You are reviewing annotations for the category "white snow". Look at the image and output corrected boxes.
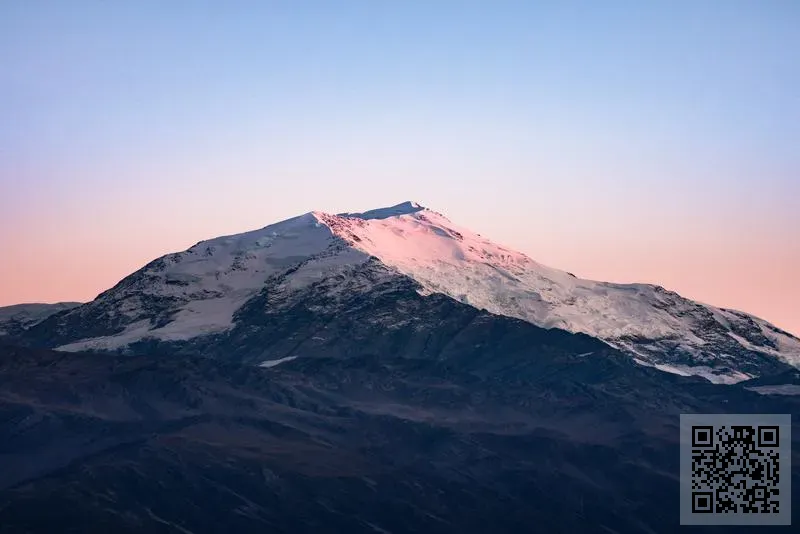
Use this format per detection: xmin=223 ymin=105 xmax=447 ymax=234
xmin=320 ymin=205 xmax=800 ymax=372
xmin=652 ymin=363 xmax=752 ymax=385
xmin=325 ymin=208 xmax=676 ymax=338
xmin=259 ymin=356 xmax=298 ymax=368
xmin=631 ymin=358 xmax=753 ymax=384
xmin=58 ymin=320 xmax=154 ymax=352
xmin=724 ymin=325 xmax=800 ymax=368
xmin=56 ymin=213 xmax=371 ymax=351
xmin=746 ymin=384 xmax=800 ymax=396
xmin=757 ymin=323 xmax=800 ymax=366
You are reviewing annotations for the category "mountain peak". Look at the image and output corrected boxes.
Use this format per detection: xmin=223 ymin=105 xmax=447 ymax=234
xmin=33 ymin=200 xmax=800 ymax=383
xmin=337 ymin=200 xmax=425 ymax=220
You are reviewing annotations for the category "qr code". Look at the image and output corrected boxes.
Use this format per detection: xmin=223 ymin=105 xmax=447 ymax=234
xmin=680 ymin=414 xmax=791 ymax=526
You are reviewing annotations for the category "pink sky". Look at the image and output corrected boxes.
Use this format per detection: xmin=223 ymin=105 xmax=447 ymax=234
xmin=2 ymin=1 xmax=798 ymax=336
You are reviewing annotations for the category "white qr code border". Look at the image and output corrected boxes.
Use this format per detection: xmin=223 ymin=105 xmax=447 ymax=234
xmin=680 ymin=413 xmax=792 ymax=526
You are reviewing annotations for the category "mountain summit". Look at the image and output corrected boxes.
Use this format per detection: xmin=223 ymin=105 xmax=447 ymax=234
xmin=19 ymin=201 xmax=800 ymax=383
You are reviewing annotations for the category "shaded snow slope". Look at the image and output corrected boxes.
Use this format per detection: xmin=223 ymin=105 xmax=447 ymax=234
xmin=38 ymin=201 xmax=799 ymax=383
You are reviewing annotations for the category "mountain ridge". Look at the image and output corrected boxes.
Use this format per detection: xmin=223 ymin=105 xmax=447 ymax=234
xmin=11 ymin=201 xmax=800 ymax=383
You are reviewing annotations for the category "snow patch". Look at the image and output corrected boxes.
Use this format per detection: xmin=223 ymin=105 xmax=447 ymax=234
xmin=58 ymin=320 xmax=154 ymax=352
xmin=651 ymin=363 xmax=752 ymax=384
xmin=746 ymin=384 xmax=800 ymax=396
xmin=259 ymin=356 xmax=298 ymax=368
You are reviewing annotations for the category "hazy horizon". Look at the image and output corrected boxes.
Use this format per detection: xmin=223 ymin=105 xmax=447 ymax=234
xmin=2 ymin=1 xmax=798 ymax=335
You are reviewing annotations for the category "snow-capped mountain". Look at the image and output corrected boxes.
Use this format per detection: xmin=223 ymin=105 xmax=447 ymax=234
xmin=22 ymin=201 xmax=800 ymax=383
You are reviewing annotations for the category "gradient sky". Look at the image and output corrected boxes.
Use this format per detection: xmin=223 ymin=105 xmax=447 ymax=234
xmin=1 ymin=1 xmax=798 ymax=334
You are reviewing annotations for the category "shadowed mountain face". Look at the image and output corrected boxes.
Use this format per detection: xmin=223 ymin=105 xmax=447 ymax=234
xmin=1 ymin=285 xmax=798 ymax=533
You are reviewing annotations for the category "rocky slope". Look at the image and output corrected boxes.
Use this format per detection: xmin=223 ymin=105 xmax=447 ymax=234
xmin=2 ymin=318 xmax=798 ymax=533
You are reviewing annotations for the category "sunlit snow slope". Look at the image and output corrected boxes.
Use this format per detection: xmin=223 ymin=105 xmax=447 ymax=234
xmin=41 ymin=201 xmax=799 ymax=383
xmin=322 ymin=203 xmax=800 ymax=382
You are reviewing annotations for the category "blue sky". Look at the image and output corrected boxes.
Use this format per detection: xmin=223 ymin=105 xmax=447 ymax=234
xmin=1 ymin=1 xmax=799 ymax=332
